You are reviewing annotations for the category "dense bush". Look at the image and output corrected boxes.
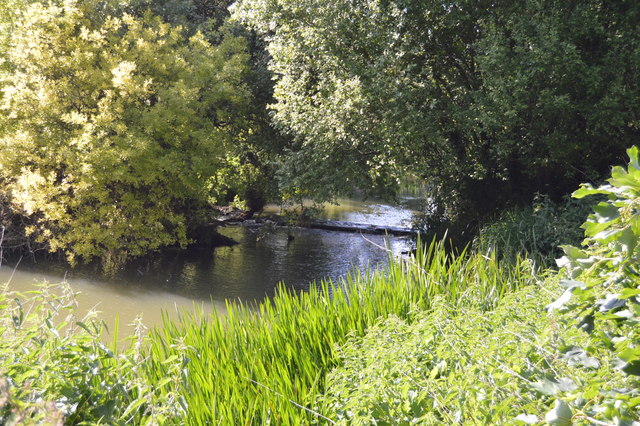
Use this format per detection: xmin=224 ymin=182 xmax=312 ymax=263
xmin=0 ymin=0 xmax=251 ymax=268
xmin=474 ymin=194 xmax=593 ymax=267
xmin=321 ymin=147 xmax=640 ymax=424
xmin=549 ymin=146 xmax=640 ymax=422
xmin=0 ymin=283 xmax=185 ymax=423
xmin=320 ymin=276 xmax=638 ymax=424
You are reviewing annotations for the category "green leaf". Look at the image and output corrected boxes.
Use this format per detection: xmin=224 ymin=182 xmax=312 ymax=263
xmin=76 ymin=321 xmax=95 ymax=336
xmin=531 ymin=379 xmax=559 ymax=396
xmin=619 ymin=347 xmax=640 ymax=363
xmin=560 ymin=245 xmax=588 ymax=259
xmin=611 ymin=166 xmax=640 ymax=189
xmin=628 ymin=146 xmax=640 ymax=171
xmin=563 ymin=347 xmax=600 ymax=368
xmin=618 ymin=226 xmax=637 ymax=254
xmin=591 ymin=202 xmax=620 ymax=223
xmin=619 ymin=288 xmax=640 ymax=299
xmin=162 ymin=354 xmax=181 ymax=364
xmin=16 ymin=369 xmax=40 ymax=383
xmin=530 ymin=378 xmax=576 ymax=396
xmin=123 ymin=397 xmax=147 ymax=417
xmin=592 ymin=227 xmax=623 ymax=243
xmin=597 ymin=294 xmax=626 ymax=312
xmin=546 ymin=289 xmax=574 ymax=311
xmin=544 ymin=399 xmax=572 ymax=425
xmin=155 ymin=377 xmax=172 ymax=388
xmin=558 ymin=280 xmax=585 ymax=289
xmin=573 ymin=184 xmax=614 ymax=199
xmin=621 ymin=361 xmax=640 ymax=376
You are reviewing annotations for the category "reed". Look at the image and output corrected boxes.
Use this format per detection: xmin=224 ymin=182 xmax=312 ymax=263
xmin=145 ymin=238 xmax=537 ymax=424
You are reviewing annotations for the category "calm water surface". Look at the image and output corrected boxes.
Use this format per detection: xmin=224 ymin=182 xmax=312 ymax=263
xmin=1 ymin=196 xmax=418 ymax=336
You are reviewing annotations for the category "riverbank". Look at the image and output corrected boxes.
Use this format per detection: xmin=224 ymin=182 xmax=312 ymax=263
xmin=2 ymin=152 xmax=639 ymax=423
xmin=0 ymin=239 xmax=537 ymax=423
xmin=1 ymin=237 xmax=637 ymax=424
xmin=0 ymin=196 xmax=417 ymax=338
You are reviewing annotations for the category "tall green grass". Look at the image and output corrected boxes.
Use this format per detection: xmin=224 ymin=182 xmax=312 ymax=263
xmin=473 ymin=194 xmax=591 ymax=267
xmin=146 ymin=239 xmax=537 ymax=424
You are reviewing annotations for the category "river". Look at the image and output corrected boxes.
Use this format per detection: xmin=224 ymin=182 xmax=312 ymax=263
xmin=0 ymin=195 xmax=419 ymax=338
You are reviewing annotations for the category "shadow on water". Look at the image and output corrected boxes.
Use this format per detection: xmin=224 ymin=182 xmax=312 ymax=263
xmin=80 ymin=225 xmax=412 ymax=302
xmin=1 ymin=193 xmax=422 ymax=333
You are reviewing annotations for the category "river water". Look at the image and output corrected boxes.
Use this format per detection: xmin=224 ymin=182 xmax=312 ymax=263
xmin=0 ymin=195 xmax=419 ymax=337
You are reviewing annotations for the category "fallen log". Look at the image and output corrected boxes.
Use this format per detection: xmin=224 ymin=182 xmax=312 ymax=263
xmin=217 ymin=216 xmax=417 ymax=237
xmin=305 ymin=219 xmax=416 ymax=236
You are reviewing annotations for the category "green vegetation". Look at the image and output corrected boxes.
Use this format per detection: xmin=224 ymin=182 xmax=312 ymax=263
xmin=2 ymin=0 xmax=638 ymax=266
xmin=0 ymin=240 xmax=537 ymax=424
xmin=2 ymin=147 xmax=639 ymax=423
xmin=147 ymin=242 xmax=535 ymax=423
xmin=321 ymin=147 xmax=640 ymax=424
xmin=0 ymin=0 xmax=253 ymax=267
xmin=0 ymin=283 xmax=185 ymax=423
xmin=474 ymin=194 xmax=593 ymax=267
xmin=321 ymin=281 xmax=566 ymax=424
xmin=1 ymin=0 xmax=639 ymax=423
xmin=233 ymin=0 xmax=639 ymax=224
xmin=0 ymin=0 xmax=285 ymax=267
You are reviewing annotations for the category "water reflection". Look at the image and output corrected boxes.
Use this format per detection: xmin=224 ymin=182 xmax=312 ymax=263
xmin=1 ymin=197 xmax=418 ymax=333
xmin=264 ymin=196 xmax=421 ymax=227
xmin=110 ymin=226 xmax=411 ymax=302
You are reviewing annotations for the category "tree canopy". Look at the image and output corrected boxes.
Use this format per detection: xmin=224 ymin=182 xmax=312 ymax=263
xmin=233 ymin=0 xmax=640 ymax=225
xmin=0 ymin=0 xmax=251 ymax=266
xmin=1 ymin=0 xmax=638 ymax=265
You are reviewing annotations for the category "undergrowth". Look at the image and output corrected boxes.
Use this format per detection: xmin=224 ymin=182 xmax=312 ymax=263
xmin=323 ymin=147 xmax=640 ymax=424
xmin=0 ymin=147 xmax=638 ymax=424
xmin=474 ymin=194 xmax=592 ymax=267
xmin=147 ymin=242 xmax=535 ymax=424
xmin=0 ymin=283 xmax=184 ymax=424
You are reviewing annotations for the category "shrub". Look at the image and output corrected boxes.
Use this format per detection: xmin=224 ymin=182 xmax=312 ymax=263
xmin=321 ymin=146 xmax=640 ymax=424
xmin=474 ymin=194 xmax=593 ymax=267
xmin=0 ymin=283 xmax=185 ymax=424
xmin=0 ymin=0 xmax=250 ymax=268
xmin=549 ymin=145 xmax=640 ymax=422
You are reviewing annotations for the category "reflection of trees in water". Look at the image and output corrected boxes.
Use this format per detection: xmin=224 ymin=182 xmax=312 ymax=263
xmin=6 ymin=225 xmax=410 ymax=305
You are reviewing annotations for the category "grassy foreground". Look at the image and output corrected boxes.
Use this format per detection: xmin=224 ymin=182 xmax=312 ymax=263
xmin=147 ymin=242 xmax=535 ymax=424
xmin=1 ymin=148 xmax=639 ymax=424
xmin=0 ymin=241 xmax=537 ymax=424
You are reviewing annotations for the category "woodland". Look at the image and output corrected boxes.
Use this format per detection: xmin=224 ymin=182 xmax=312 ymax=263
xmin=0 ymin=1 xmax=639 ymax=424
xmin=1 ymin=0 xmax=637 ymax=267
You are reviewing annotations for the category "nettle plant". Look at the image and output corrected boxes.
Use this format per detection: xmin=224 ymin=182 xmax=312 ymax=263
xmin=551 ymin=146 xmax=640 ymax=422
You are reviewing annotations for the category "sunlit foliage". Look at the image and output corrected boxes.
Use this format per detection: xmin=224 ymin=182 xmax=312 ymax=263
xmin=233 ymin=0 xmax=640 ymax=221
xmin=0 ymin=0 xmax=251 ymax=267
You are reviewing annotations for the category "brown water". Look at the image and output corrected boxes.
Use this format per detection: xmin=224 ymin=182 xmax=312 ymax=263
xmin=1 ymin=196 xmax=418 ymax=337
xmin=0 ymin=265 xmax=222 ymax=341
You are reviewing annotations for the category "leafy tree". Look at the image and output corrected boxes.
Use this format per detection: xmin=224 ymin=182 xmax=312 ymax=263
xmin=548 ymin=146 xmax=640 ymax=422
xmin=0 ymin=0 xmax=251 ymax=267
xmin=233 ymin=0 xmax=640 ymax=226
xmin=132 ymin=0 xmax=290 ymax=213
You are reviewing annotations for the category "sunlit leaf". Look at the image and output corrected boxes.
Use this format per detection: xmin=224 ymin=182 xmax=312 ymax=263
xmin=544 ymin=399 xmax=572 ymax=425
xmin=546 ymin=289 xmax=574 ymax=311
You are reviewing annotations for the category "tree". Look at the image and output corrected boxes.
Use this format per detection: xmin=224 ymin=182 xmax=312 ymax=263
xmin=0 ymin=0 xmax=251 ymax=268
xmin=133 ymin=0 xmax=290 ymax=213
xmin=233 ymin=0 xmax=640 ymax=227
